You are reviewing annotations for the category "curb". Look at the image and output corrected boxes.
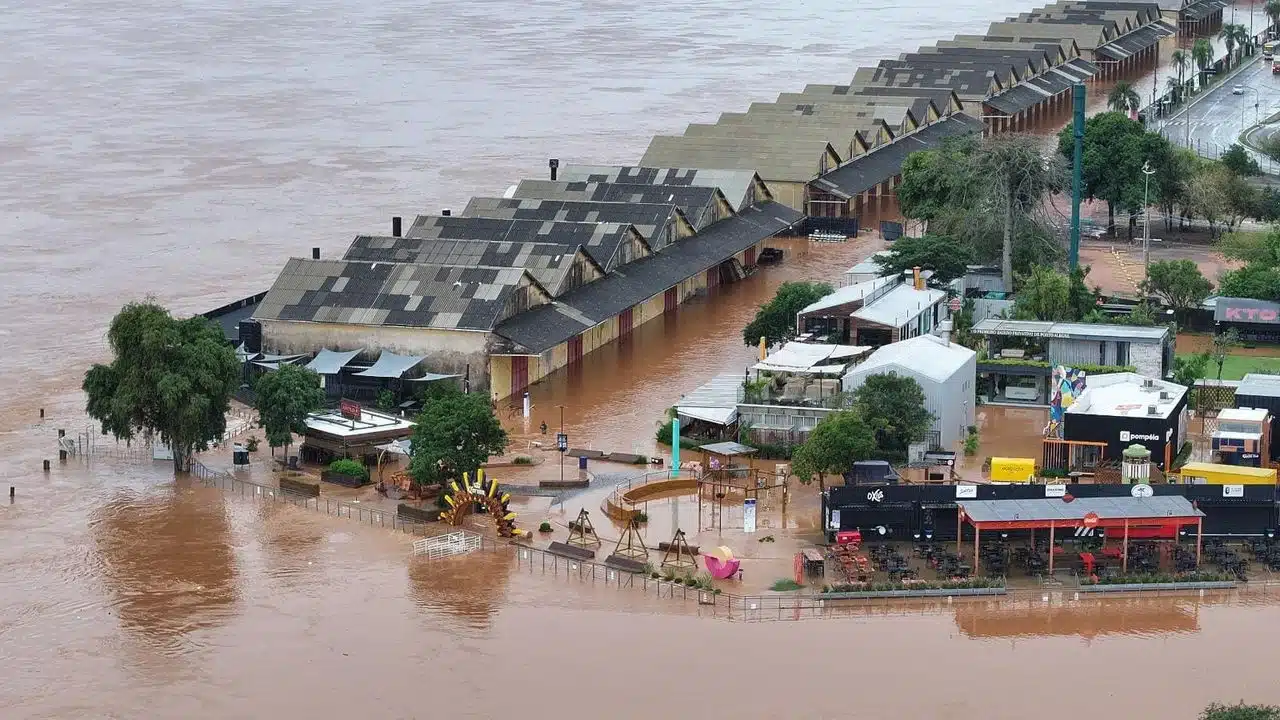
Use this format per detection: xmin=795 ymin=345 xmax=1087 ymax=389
xmin=816 ymin=587 xmax=1007 ymax=599
xmin=1077 ymin=580 xmax=1237 ymax=593
xmin=1164 ymin=52 xmax=1261 ymax=127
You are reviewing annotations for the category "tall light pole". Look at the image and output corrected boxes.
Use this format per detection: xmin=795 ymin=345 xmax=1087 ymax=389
xmin=556 ymin=404 xmax=567 ymax=485
xmin=1142 ymin=160 xmax=1156 ymax=284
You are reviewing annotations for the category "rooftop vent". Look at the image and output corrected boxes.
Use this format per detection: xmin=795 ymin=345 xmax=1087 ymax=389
xmin=1159 ymin=390 xmax=1171 ymax=400
xmin=1147 ymin=404 xmax=1159 ymax=416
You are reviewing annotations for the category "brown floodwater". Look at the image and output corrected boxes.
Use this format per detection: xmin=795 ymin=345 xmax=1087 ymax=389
xmin=4 ymin=1 xmax=1280 ymax=717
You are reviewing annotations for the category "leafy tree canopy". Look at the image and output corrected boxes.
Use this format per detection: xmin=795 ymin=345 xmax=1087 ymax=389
xmin=1221 ymin=143 xmax=1261 ymax=177
xmin=742 ymin=281 xmax=833 ymax=348
xmin=896 ymin=136 xmax=978 ymax=222
xmin=1013 ymin=265 xmax=1076 ymax=321
xmin=1219 ymin=263 xmax=1280 ymax=302
xmin=1058 ymin=112 xmax=1174 ymax=235
xmin=790 ymin=410 xmax=877 ymax=491
xmin=253 ymin=363 xmax=324 ymax=454
xmin=1172 ymin=352 xmax=1211 ymax=387
xmin=851 ymin=374 xmax=935 ymax=463
xmin=83 ymin=302 xmax=239 ymax=472
xmin=408 ymin=385 xmax=508 ymax=487
xmin=1218 ymin=229 xmax=1280 ymax=267
xmin=1201 ymin=702 xmax=1280 ymax=720
xmin=874 ymin=233 xmax=974 ymax=285
xmin=1142 ymin=259 xmax=1213 ymax=316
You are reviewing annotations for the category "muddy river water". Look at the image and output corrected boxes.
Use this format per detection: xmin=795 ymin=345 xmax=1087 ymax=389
xmin=4 ymin=1 xmax=1280 ymax=717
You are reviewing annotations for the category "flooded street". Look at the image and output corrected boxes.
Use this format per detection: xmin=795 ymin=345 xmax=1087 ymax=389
xmin=4 ymin=0 xmax=1280 ymax=717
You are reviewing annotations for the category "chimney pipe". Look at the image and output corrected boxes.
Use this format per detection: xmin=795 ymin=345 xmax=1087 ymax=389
xmin=442 ymin=209 xmax=451 ymax=217
xmin=392 ymin=216 xmax=402 ymax=237
xmin=549 ymin=158 xmax=560 ymax=180
xmin=912 ymin=266 xmax=923 ymax=291
xmin=311 ymin=247 xmax=320 ymax=259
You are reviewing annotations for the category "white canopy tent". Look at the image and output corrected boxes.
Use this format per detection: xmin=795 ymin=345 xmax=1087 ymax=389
xmin=752 ymin=342 xmax=872 ymax=376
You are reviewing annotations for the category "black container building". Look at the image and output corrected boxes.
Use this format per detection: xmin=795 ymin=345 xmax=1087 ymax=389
xmin=1235 ymin=373 xmax=1280 ymax=463
xmin=1062 ymin=373 xmax=1188 ymax=470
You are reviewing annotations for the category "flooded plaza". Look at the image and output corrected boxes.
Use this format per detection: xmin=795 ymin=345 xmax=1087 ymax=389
xmin=4 ymin=0 xmax=1280 ymax=717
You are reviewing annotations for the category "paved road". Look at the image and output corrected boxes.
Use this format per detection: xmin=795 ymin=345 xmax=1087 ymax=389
xmin=1157 ymin=54 xmax=1280 ymax=162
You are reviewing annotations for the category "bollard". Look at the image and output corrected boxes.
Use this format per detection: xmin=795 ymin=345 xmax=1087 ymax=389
xmin=42 ymin=460 xmax=50 ymax=472
xmin=9 ymin=486 xmax=14 ymax=500
xmin=39 ymin=408 xmax=44 ymax=419
xmin=59 ymin=449 xmax=67 ymax=463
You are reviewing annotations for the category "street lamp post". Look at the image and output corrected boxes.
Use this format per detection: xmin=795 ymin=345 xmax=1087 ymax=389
xmin=1142 ymin=160 xmax=1156 ymax=283
xmin=556 ymin=405 xmax=567 ymax=485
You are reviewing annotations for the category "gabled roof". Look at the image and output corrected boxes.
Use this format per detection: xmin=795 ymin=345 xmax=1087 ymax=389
xmin=853 ymin=65 xmax=1003 ymax=102
xmin=510 ymin=179 xmax=729 ymax=230
xmin=852 ymin=284 xmax=946 ymax=328
xmin=493 ymin=203 xmax=802 ymax=353
xmin=810 ymin=113 xmax=985 ymax=199
xmin=461 ymin=197 xmax=694 ymax=250
xmin=640 ymin=135 xmax=839 ymax=183
xmin=342 ymin=236 xmax=604 ymax=297
xmin=555 ymin=165 xmax=770 ymax=212
xmin=844 ymin=334 xmax=975 ymax=383
xmin=404 ymin=215 xmax=648 ymax=272
xmin=253 ymin=258 xmax=550 ymax=331
xmin=1094 ymin=19 xmax=1176 ymax=60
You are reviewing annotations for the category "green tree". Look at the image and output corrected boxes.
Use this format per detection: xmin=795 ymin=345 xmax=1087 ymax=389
xmin=407 ymin=385 xmax=508 ymax=489
xmin=1059 ymin=112 xmax=1160 ymax=237
xmin=790 ymin=410 xmax=877 ymax=492
xmin=1169 ymin=49 xmax=1190 ymax=99
xmin=1221 ymin=143 xmax=1261 ymax=177
xmin=1013 ymin=265 xmax=1075 ymax=321
xmin=253 ymin=363 xmax=324 ymax=458
xmin=83 ymin=302 xmax=239 ymax=472
xmin=953 ymin=297 xmax=977 ymax=348
xmin=1187 ymin=163 xmax=1255 ymax=239
xmin=1220 ymin=263 xmax=1280 ymax=301
xmin=1141 ymin=259 xmax=1213 ymax=323
xmin=742 ymin=281 xmax=833 ymax=348
xmin=1211 ymin=328 xmax=1242 ymax=380
xmin=972 ymin=134 xmax=1066 ymax=291
xmin=851 ymin=374 xmax=935 ymax=462
xmin=1172 ymin=352 xmax=1211 ymax=386
xmin=1218 ymin=229 xmax=1280 ymax=266
xmin=1192 ymin=38 xmax=1214 ymax=87
xmin=1107 ymin=81 xmax=1141 ymax=115
xmin=1219 ymin=24 xmax=1250 ymax=67
xmin=1201 ymin=702 xmax=1280 ymax=720
xmin=896 ymin=135 xmax=977 ymax=222
xmin=874 ymin=233 xmax=973 ymax=285
xmin=1268 ymin=0 xmax=1280 ymax=30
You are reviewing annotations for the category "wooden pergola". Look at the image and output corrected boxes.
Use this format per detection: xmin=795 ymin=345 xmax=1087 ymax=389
xmin=956 ymin=495 xmax=1206 ymax=576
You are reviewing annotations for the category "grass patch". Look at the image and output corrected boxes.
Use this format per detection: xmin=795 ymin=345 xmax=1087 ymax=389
xmin=1177 ymin=353 xmax=1280 ymax=381
xmin=770 ymin=578 xmax=803 ymax=592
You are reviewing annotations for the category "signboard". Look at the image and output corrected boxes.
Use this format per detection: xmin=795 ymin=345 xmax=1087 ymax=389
xmin=339 ymin=399 xmax=362 ymax=421
xmin=989 ymin=457 xmax=1035 ymax=483
xmin=1120 ymin=430 xmax=1161 ymax=443
xmin=556 ymin=432 xmax=568 ymax=452
xmin=1044 ymin=483 xmax=1067 ymax=498
xmin=955 ymin=484 xmax=978 ymax=499
xmin=828 ymin=509 xmax=841 ymax=531
xmin=948 ymin=297 xmax=962 ymax=312
xmin=1224 ymin=484 xmax=1245 ymax=498
xmin=866 ymin=488 xmax=885 ymax=503
xmin=1215 ymin=297 xmax=1280 ymax=325
xmin=1082 ymin=511 xmax=1100 ymax=528
xmin=152 ymin=442 xmax=174 ymax=462
xmin=743 ymin=498 xmax=757 ymax=533
xmin=1131 ymin=484 xmax=1154 ymax=498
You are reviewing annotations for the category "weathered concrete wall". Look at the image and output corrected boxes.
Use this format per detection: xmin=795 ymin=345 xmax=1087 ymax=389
xmin=261 ymin=319 xmax=493 ymax=390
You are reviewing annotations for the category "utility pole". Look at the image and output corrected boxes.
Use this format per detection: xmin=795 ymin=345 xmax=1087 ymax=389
xmin=556 ymin=404 xmax=567 ymax=485
xmin=1070 ymin=83 xmax=1085 ymax=270
xmin=1142 ymin=160 xmax=1156 ymax=284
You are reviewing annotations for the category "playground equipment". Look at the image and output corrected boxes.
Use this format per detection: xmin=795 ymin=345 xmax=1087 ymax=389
xmin=439 ymin=469 xmax=524 ymax=538
xmin=660 ymin=529 xmax=699 ymax=572
xmin=703 ymin=546 xmax=740 ymax=579
xmin=605 ymin=517 xmax=651 ymax=573
xmin=412 ymin=530 xmax=483 ymax=559
xmin=566 ymin=508 xmax=602 ymax=549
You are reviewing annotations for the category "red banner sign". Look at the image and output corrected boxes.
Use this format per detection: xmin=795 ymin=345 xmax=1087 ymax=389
xmin=1082 ymin=511 xmax=1100 ymax=528
xmin=339 ymin=399 xmax=362 ymax=421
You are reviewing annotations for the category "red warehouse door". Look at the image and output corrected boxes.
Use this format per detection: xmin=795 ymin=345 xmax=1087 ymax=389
xmin=569 ymin=335 xmax=584 ymax=365
xmin=510 ymin=356 xmax=529 ymax=397
xmin=664 ymin=287 xmax=678 ymax=312
xmin=619 ymin=306 xmax=634 ymax=337
xmin=744 ymin=246 xmax=757 ymax=267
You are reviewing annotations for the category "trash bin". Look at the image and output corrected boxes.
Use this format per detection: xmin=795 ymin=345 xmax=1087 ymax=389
xmin=578 ymin=455 xmax=588 ymax=470
xmin=232 ymin=446 xmax=249 ymax=466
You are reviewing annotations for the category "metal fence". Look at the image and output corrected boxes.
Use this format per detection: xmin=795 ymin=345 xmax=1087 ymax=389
xmin=188 ymin=458 xmax=439 ymax=537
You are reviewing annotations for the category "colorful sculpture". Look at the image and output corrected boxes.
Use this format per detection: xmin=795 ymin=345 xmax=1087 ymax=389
xmin=703 ymin=546 xmax=741 ymax=579
xmin=1044 ymin=366 xmax=1087 ymax=438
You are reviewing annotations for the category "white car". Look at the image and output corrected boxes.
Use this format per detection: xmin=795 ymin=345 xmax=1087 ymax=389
xmin=1004 ymin=377 xmax=1041 ymax=402
xmin=1233 ymin=85 xmax=1245 ymax=95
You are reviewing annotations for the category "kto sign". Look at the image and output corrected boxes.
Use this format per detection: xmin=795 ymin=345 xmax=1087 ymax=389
xmin=1222 ymin=306 xmax=1280 ymax=323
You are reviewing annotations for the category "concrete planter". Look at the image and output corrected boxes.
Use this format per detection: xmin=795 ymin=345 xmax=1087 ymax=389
xmin=819 ymin=587 xmax=1007 ymax=600
xmin=321 ymin=470 xmax=368 ymax=488
xmin=1078 ymin=581 xmax=1237 ymax=593
xmin=397 ymin=503 xmax=442 ymax=523
xmin=279 ymin=476 xmax=320 ymax=498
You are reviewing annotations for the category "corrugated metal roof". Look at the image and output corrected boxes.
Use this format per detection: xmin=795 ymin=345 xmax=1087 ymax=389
xmin=676 ymin=373 xmax=744 ymax=426
xmin=1095 ymin=20 xmax=1175 ymax=60
xmin=403 ymin=215 xmax=646 ymax=272
xmin=810 ymin=113 xmax=984 ymax=198
xmin=1238 ymin=373 xmax=1280 ymax=399
xmin=799 ymin=275 xmax=896 ymax=314
xmin=852 ymin=284 xmax=946 ymax=328
xmin=959 ymin=496 xmax=1203 ymax=524
xmin=511 ymin=179 xmax=726 ymax=230
xmin=640 ymin=135 xmax=837 ymax=183
xmin=845 ymin=334 xmax=975 ymax=383
xmin=972 ymin=318 xmax=1170 ymax=341
xmin=556 ymin=165 xmax=764 ymax=212
xmin=461 ymin=197 xmax=691 ymax=249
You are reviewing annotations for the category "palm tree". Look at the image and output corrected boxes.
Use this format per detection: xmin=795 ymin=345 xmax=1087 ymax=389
xmin=1108 ymin=81 xmax=1141 ymax=115
xmin=1267 ymin=0 xmax=1280 ymax=33
xmin=1192 ymin=38 xmax=1214 ymax=88
xmin=1165 ymin=75 xmax=1183 ymax=105
xmin=1170 ymin=48 xmax=1189 ymax=89
xmin=1219 ymin=23 xmax=1250 ymax=67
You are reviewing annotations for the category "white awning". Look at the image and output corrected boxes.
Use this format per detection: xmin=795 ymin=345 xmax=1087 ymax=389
xmin=306 ymin=348 xmax=364 ymax=375
xmin=753 ymin=342 xmax=872 ymax=374
xmin=354 ymin=351 xmax=425 ymax=379
xmin=676 ymin=373 xmax=743 ymax=427
xmin=406 ymin=371 xmax=462 ymax=382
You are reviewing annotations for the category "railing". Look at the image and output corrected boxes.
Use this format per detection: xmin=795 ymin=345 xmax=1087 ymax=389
xmin=189 ymin=458 xmax=439 ymax=537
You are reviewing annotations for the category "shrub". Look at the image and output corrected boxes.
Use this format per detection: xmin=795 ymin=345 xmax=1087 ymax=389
xmin=1201 ymin=703 xmax=1280 ymax=720
xmin=538 ymin=521 xmax=553 ymax=533
xmin=328 ymin=458 xmax=368 ymax=480
xmin=1081 ymin=571 xmax=1235 ymax=586
xmin=771 ymin=578 xmax=803 ymax=592
xmin=963 ymin=429 xmax=980 ymax=456
xmin=245 ymin=436 xmax=260 ymax=452
xmin=513 ymin=455 xmax=533 ymax=465
xmin=632 ymin=511 xmax=649 ymax=523
xmin=821 ymin=577 xmax=1004 ymax=593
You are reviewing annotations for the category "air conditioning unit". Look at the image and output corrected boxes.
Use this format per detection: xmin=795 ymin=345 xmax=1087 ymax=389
xmin=1159 ymin=391 xmax=1171 ymax=400
xmin=1142 ymin=378 xmax=1155 ymax=388
xmin=1147 ymin=404 xmax=1159 ymax=415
